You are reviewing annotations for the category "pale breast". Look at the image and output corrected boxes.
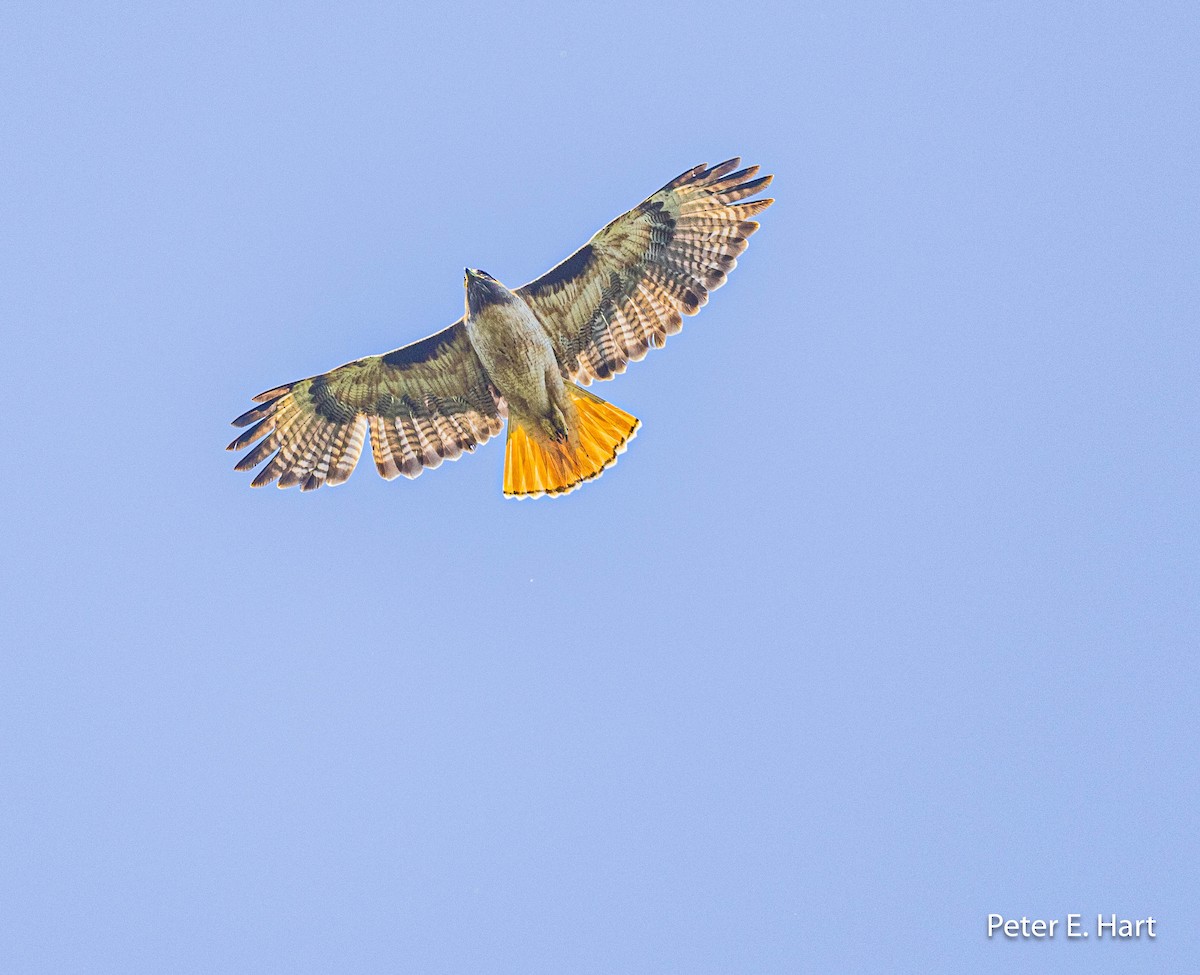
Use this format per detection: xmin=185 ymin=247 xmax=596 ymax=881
xmin=466 ymin=295 xmax=560 ymax=415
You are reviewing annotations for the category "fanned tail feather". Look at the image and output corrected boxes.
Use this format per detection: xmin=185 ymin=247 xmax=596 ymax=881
xmin=503 ymin=385 xmax=640 ymax=499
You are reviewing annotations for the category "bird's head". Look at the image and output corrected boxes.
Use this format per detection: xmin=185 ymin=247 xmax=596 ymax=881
xmin=464 ymin=268 xmax=511 ymax=316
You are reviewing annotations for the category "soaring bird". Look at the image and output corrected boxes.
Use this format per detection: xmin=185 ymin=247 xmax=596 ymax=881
xmin=228 ymin=158 xmax=773 ymax=498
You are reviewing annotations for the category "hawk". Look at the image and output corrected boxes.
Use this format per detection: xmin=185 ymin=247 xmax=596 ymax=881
xmin=228 ymin=158 xmax=774 ymax=498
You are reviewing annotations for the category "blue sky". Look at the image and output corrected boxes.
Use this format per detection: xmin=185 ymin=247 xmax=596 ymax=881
xmin=2 ymin=1 xmax=1197 ymax=971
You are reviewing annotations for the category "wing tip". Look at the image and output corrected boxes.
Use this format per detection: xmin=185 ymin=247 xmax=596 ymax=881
xmin=705 ymin=157 xmax=742 ymax=180
xmin=740 ymin=174 xmax=774 ymax=193
xmin=251 ymin=386 xmax=290 ymax=404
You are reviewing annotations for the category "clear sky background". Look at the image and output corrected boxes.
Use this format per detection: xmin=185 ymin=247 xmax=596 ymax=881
xmin=2 ymin=1 xmax=1196 ymax=972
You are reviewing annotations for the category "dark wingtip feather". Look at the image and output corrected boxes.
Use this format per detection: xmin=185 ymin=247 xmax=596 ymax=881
xmin=669 ymin=162 xmax=708 ymax=188
xmin=249 ymin=454 xmax=282 ymax=487
xmin=233 ymin=438 xmax=276 ymax=471
xmin=681 ymin=287 xmax=710 ymax=315
xmin=226 ymin=416 xmax=272 ymax=451
xmin=743 ymin=174 xmax=774 ymax=194
xmin=252 ymin=385 xmax=291 ymax=404
xmin=738 ymin=198 xmax=775 ymax=218
xmin=716 ymin=164 xmax=759 ymax=185
xmin=719 ymin=174 xmax=774 ymax=203
xmin=231 ymin=397 xmax=280 ymax=428
xmin=705 ymin=157 xmax=742 ymax=180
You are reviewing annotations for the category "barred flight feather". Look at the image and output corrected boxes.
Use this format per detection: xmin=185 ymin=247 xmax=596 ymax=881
xmin=516 ymin=158 xmax=772 ymax=386
xmin=229 ymin=321 xmax=504 ymax=489
xmin=230 ymin=157 xmax=771 ymax=496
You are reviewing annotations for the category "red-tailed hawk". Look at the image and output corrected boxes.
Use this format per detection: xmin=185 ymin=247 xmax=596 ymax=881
xmin=228 ymin=158 xmax=773 ymax=498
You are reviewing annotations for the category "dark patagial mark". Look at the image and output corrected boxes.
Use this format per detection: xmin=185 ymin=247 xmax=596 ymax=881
xmin=381 ymin=325 xmax=462 ymax=369
xmin=523 ymin=245 xmax=594 ymax=297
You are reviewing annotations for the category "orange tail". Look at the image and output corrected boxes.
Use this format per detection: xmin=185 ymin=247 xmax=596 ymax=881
xmin=503 ymin=384 xmax=640 ymax=499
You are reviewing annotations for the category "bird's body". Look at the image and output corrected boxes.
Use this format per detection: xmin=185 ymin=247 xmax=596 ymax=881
xmin=463 ymin=268 xmax=642 ymax=495
xmin=229 ymin=158 xmax=773 ymax=498
xmin=463 ymin=271 xmax=570 ymax=443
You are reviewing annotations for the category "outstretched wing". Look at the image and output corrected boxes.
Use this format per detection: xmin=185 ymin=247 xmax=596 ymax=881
xmin=228 ymin=321 xmax=505 ymax=490
xmin=517 ymin=158 xmax=773 ymax=385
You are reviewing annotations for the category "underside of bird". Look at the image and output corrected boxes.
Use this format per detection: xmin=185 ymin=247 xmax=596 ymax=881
xmin=503 ymin=384 xmax=640 ymax=499
xmin=227 ymin=156 xmax=773 ymax=499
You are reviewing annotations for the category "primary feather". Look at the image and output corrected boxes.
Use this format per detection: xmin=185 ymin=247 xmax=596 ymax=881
xmin=228 ymin=158 xmax=773 ymax=493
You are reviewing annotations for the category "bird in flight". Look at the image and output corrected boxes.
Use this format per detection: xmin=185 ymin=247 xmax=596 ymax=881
xmin=228 ymin=158 xmax=773 ymax=498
